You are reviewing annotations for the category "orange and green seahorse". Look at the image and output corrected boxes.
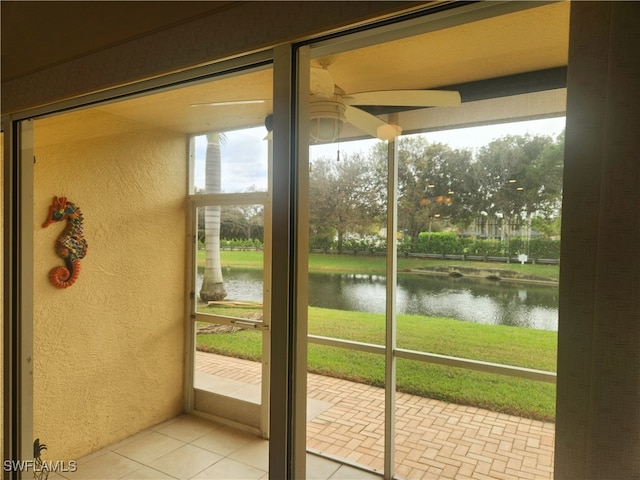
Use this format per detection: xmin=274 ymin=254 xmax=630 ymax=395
xmin=42 ymin=196 xmax=88 ymax=288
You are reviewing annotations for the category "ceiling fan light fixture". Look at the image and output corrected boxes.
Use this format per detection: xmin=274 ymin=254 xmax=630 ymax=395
xmin=309 ymin=99 xmax=346 ymax=144
xmin=376 ymin=124 xmax=402 ymax=141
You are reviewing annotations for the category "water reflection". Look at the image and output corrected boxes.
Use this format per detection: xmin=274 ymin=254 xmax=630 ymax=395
xmin=196 ymin=266 xmax=264 ymax=303
xmin=198 ymin=268 xmax=558 ymax=331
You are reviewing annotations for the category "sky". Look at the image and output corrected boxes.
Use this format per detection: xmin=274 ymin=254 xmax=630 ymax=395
xmin=194 ymin=128 xmax=269 ymax=193
xmin=194 ymin=116 xmax=566 ymax=192
xmin=309 ymin=116 xmax=566 ymax=160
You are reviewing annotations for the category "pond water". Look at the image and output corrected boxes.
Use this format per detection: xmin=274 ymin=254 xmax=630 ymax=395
xmin=198 ymin=267 xmax=559 ymax=331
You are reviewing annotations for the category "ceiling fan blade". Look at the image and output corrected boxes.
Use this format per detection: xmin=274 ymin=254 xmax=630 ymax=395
xmin=345 ymin=105 xmax=399 ymax=140
xmin=344 ymin=90 xmax=461 ymax=107
xmin=190 ymin=99 xmax=268 ymax=107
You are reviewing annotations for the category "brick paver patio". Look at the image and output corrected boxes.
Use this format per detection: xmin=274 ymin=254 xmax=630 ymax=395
xmin=196 ymin=351 xmax=554 ymax=479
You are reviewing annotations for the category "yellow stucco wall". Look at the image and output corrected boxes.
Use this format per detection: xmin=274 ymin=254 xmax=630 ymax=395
xmin=32 ymin=110 xmax=187 ymax=460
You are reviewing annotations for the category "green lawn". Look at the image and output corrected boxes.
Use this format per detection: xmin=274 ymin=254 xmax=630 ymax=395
xmin=197 ymin=305 xmax=557 ymax=421
xmin=197 ymin=249 xmax=558 ymax=421
xmin=311 ymin=308 xmax=557 ymax=371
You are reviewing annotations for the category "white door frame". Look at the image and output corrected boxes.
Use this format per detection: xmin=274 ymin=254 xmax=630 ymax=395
xmin=186 ymin=191 xmax=271 ymax=438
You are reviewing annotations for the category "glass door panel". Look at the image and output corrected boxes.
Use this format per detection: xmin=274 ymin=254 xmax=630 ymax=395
xmin=187 ymin=63 xmax=273 ymax=436
xmin=196 ymin=203 xmax=265 ymax=315
xmin=194 ymin=202 xmax=265 ymax=399
xmin=192 ymin=197 xmax=270 ymax=432
xmin=308 ymin=140 xmax=386 ymax=345
xmin=303 ymin=4 xmax=567 ymax=478
xmin=306 ymin=78 xmax=389 ymax=472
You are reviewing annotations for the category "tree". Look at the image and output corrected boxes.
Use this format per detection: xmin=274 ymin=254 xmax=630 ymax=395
xmin=524 ymin=130 xmax=564 ymax=217
xmin=306 ymin=131 xmax=564 ymax=252
xmin=309 ymin=151 xmax=384 ymax=251
xmin=389 ymin=137 xmax=461 ymax=240
xmin=472 ymin=134 xmax=556 ymax=240
xmin=199 ymin=133 xmax=227 ymax=302
xmin=220 ymin=204 xmax=264 ymax=241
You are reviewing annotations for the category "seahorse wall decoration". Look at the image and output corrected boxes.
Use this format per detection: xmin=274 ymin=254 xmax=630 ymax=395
xmin=42 ymin=196 xmax=88 ymax=288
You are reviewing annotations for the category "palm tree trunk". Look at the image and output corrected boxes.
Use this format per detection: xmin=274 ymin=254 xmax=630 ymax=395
xmin=199 ymin=133 xmax=227 ymax=302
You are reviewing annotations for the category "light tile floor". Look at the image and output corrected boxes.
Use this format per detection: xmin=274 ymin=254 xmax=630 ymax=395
xmin=55 ymin=414 xmax=377 ymax=480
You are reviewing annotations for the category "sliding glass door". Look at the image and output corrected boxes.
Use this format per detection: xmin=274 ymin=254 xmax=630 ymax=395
xmin=300 ymin=3 xmax=565 ymax=478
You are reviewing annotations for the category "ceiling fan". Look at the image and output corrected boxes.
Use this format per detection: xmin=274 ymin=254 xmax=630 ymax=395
xmin=307 ymin=65 xmax=461 ymax=143
xmin=191 ymin=64 xmax=461 ymax=143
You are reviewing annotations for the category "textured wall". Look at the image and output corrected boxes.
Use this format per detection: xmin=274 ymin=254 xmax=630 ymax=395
xmin=32 ymin=110 xmax=187 ymax=460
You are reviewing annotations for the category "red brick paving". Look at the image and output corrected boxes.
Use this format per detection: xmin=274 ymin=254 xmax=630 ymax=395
xmin=196 ymin=352 xmax=554 ymax=479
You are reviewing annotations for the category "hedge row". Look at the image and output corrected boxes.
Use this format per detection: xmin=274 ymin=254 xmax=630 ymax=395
xmin=413 ymin=232 xmax=560 ymax=258
xmin=309 ymin=232 xmax=560 ymax=260
xmin=205 ymin=234 xmax=560 ymax=260
xmin=199 ymin=238 xmax=264 ymax=250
